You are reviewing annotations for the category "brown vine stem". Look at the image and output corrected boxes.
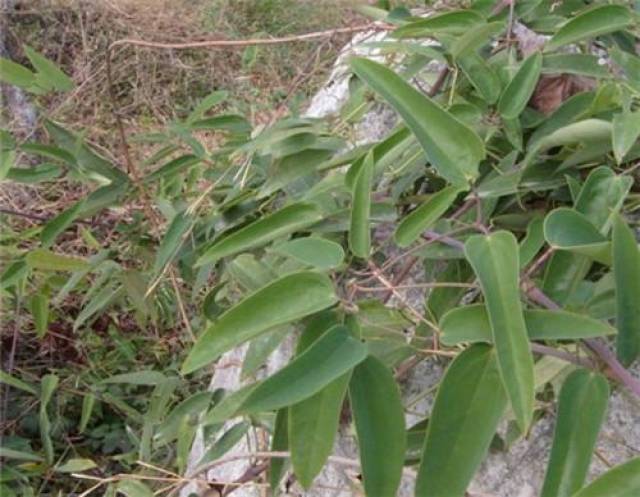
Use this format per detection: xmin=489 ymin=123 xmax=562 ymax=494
xmin=422 ymin=230 xmax=640 ymax=398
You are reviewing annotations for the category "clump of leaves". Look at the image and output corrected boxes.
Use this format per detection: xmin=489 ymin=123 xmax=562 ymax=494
xmin=1 ymin=0 xmax=640 ymax=496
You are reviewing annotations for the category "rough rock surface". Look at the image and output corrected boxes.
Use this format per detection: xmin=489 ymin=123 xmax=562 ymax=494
xmin=183 ymin=26 xmax=640 ymax=497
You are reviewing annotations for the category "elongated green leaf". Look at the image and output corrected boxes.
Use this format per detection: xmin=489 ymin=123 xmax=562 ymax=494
xmin=79 ymin=394 xmax=95 ymax=434
xmin=464 ymin=231 xmax=534 ymax=432
xmin=498 ymin=53 xmax=542 ymax=120
xmin=393 ymin=10 xmax=484 ymax=38
xmin=39 ymin=374 xmax=58 ymax=465
xmin=26 ymin=249 xmax=89 ymax=272
xmin=197 ymin=203 xmax=323 ymax=266
xmin=0 ymin=370 xmax=37 ymax=395
xmin=186 ymin=90 xmax=228 ymax=123
xmin=271 ymin=237 xmax=344 ymax=269
xmin=0 ymin=57 xmax=35 ymax=88
xmin=183 ymin=272 xmax=337 ymax=374
xmin=416 ymin=344 xmax=506 ymax=497
xmin=6 ymin=163 xmax=62 ymax=183
xmin=155 ymin=392 xmax=212 ymax=445
xmin=547 ymin=5 xmax=633 ymax=50
xmin=613 ymin=111 xmax=640 ymax=164
xmin=289 ymin=317 xmax=350 ymax=488
xmin=541 ymin=369 xmax=609 ymax=497
xmin=544 ymin=208 xmax=611 ymax=265
xmin=613 ymin=215 xmax=640 ymax=366
xmin=101 ymin=371 xmax=167 ymax=386
xmin=349 ymin=151 xmax=374 ymax=258
xmin=458 ymin=53 xmax=501 ymax=104
xmin=197 ymin=421 xmax=250 ymax=467
xmin=571 ymin=458 xmax=640 ymax=497
xmin=154 ymin=211 xmax=192 ymax=273
xmin=351 ymin=57 xmax=484 ymax=186
xmin=394 ymin=186 xmax=462 ymax=247
xmin=240 ymin=325 xmax=366 ymax=413
xmin=56 ymin=458 xmax=97 ymax=473
xmin=24 ymin=45 xmax=73 ymax=92
xmin=0 ymin=447 xmax=43 ymax=462
xmin=450 ymin=21 xmax=504 ymax=59
xmin=542 ymin=54 xmax=609 ymax=78
xmin=40 ymin=200 xmax=84 ymax=248
xmin=349 ymin=356 xmax=406 ymax=497
xmin=520 ymin=217 xmax=545 ymax=268
xmin=270 ymin=408 xmax=289 ymax=493
xmin=30 ymin=293 xmax=49 ymax=338
xmin=116 ymin=480 xmax=154 ymax=497
xmin=440 ymin=305 xmax=616 ymax=346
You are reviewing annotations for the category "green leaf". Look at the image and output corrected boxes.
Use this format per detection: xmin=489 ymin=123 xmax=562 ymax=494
xmin=570 ymin=458 xmax=640 ymax=497
xmin=186 ymin=90 xmax=228 ymax=123
xmin=464 ymin=231 xmax=534 ymax=432
xmin=197 ymin=203 xmax=323 ymax=266
xmin=0 ymin=57 xmax=35 ymax=88
xmin=116 ymin=480 xmax=154 ymax=497
xmin=24 ymin=45 xmax=73 ymax=92
xmin=349 ymin=151 xmax=374 ymax=258
xmin=392 ymin=10 xmax=485 ymax=38
xmin=79 ymin=394 xmax=95 ymax=434
xmin=519 ymin=217 xmax=545 ymax=268
xmin=39 ymin=374 xmax=59 ymax=465
xmin=154 ymin=211 xmax=192 ymax=273
xmin=155 ymin=392 xmax=212 ymax=445
xmin=612 ymin=111 xmax=640 ymax=164
xmin=271 ymin=237 xmax=344 ymax=269
xmin=269 ymin=408 xmax=289 ymax=493
xmin=26 ymin=249 xmax=90 ymax=272
xmin=289 ymin=318 xmax=350 ymax=488
xmin=0 ymin=447 xmax=43 ymax=462
xmin=542 ymin=54 xmax=609 ymax=78
xmin=40 ymin=200 xmax=84 ymax=248
xmin=197 ymin=421 xmax=250 ymax=467
xmin=239 ymin=325 xmax=366 ymax=413
xmin=30 ymin=293 xmax=49 ymax=338
xmin=6 ymin=163 xmax=62 ymax=183
xmin=541 ymin=369 xmax=609 ymax=497
xmin=613 ymin=215 xmax=640 ymax=367
xmin=416 ymin=344 xmax=506 ymax=497
xmin=440 ymin=305 xmax=616 ymax=346
xmin=544 ymin=208 xmax=611 ymax=265
xmin=101 ymin=371 xmax=167 ymax=386
xmin=426 ymin=260 xmax=473 ymax=321
xmin=458 ymin=53 xmax=502 ymax=104
xmin=349 ymin=356 xmax=405 ymax=497
xmin=498 ymin=52 xmax=542 ymax=120
xmin=56 ymin=458 xmax=97 ymax=473
xmin=547 ymin=5 xmax=633 ymax=50
xmin=450 ymin=21 xmax=504 ymax=59
xmin=394 ymin=185 xmax=462 ymax=247
xmin=350 ymin=57 xmax=484 ymax=186
xmin=182 ymin=271 xmax=338 ymax=374
xmin=0 ymin=370 xmax=37 ymax=395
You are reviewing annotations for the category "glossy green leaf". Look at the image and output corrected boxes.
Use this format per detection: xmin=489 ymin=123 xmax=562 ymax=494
xmin=541 ymin=369 xmax=609 ymax=497
xmin=349 ymin=356 xmax=406 ymax=497
xmin=271 ymin=237 xmax=344 ymax=269
xmin=24 ymin=45 xmax=74 ymax=92
xmin=612 ymin=111 xmax=640 ymax=164
xmin=40 ymin=200 xmax=84 ymax=248
xmin=197 ymin=421 xmax=250 ymax=467
xmin=393 ymin=10 xmax=484 ymax=38
xmin=197 ymin=203 xmax=323 ymax=266
xmin=498 ymin=53 xmax=542 ymax=120
xmin=542 ymin=54 xmax=609 ymax=78
xmin=613 ymin=215 xmax=640 ymax=366
xmin=349 ymin=151 xmax=374 ymax=258
xmin=544 ymin=208 xmax=611 ymax=265
xmin=464 ymin=231 xmax=534 ymax=432
xmin=394 ymin=185 xmax=462 ymax=247
xmin=440 ymin=305 xmax=616 ymax=346
xmin=183 ymin=271 xmax=338 ymax=374
xmin=289 ymin=317 xmax=350 ymax=488
xmin=240 ymin=325 xmax=366 ymax=413
xmin=101 ymin=371 xmax=167 ymax=386
xmin=351 ymin=57 xmax=484 ymax=185
xmin=26 ymin=249 xmax=89 ymax=272
xmin=416 ymin=344 xmax=507 ymax=497
xmin=547 ymin=5 xmax=633 ymax=50
xmin=154 ymin=211 xmax=192 ymax=273
xmin=571 ymin=458 xmax=640 ymax=497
